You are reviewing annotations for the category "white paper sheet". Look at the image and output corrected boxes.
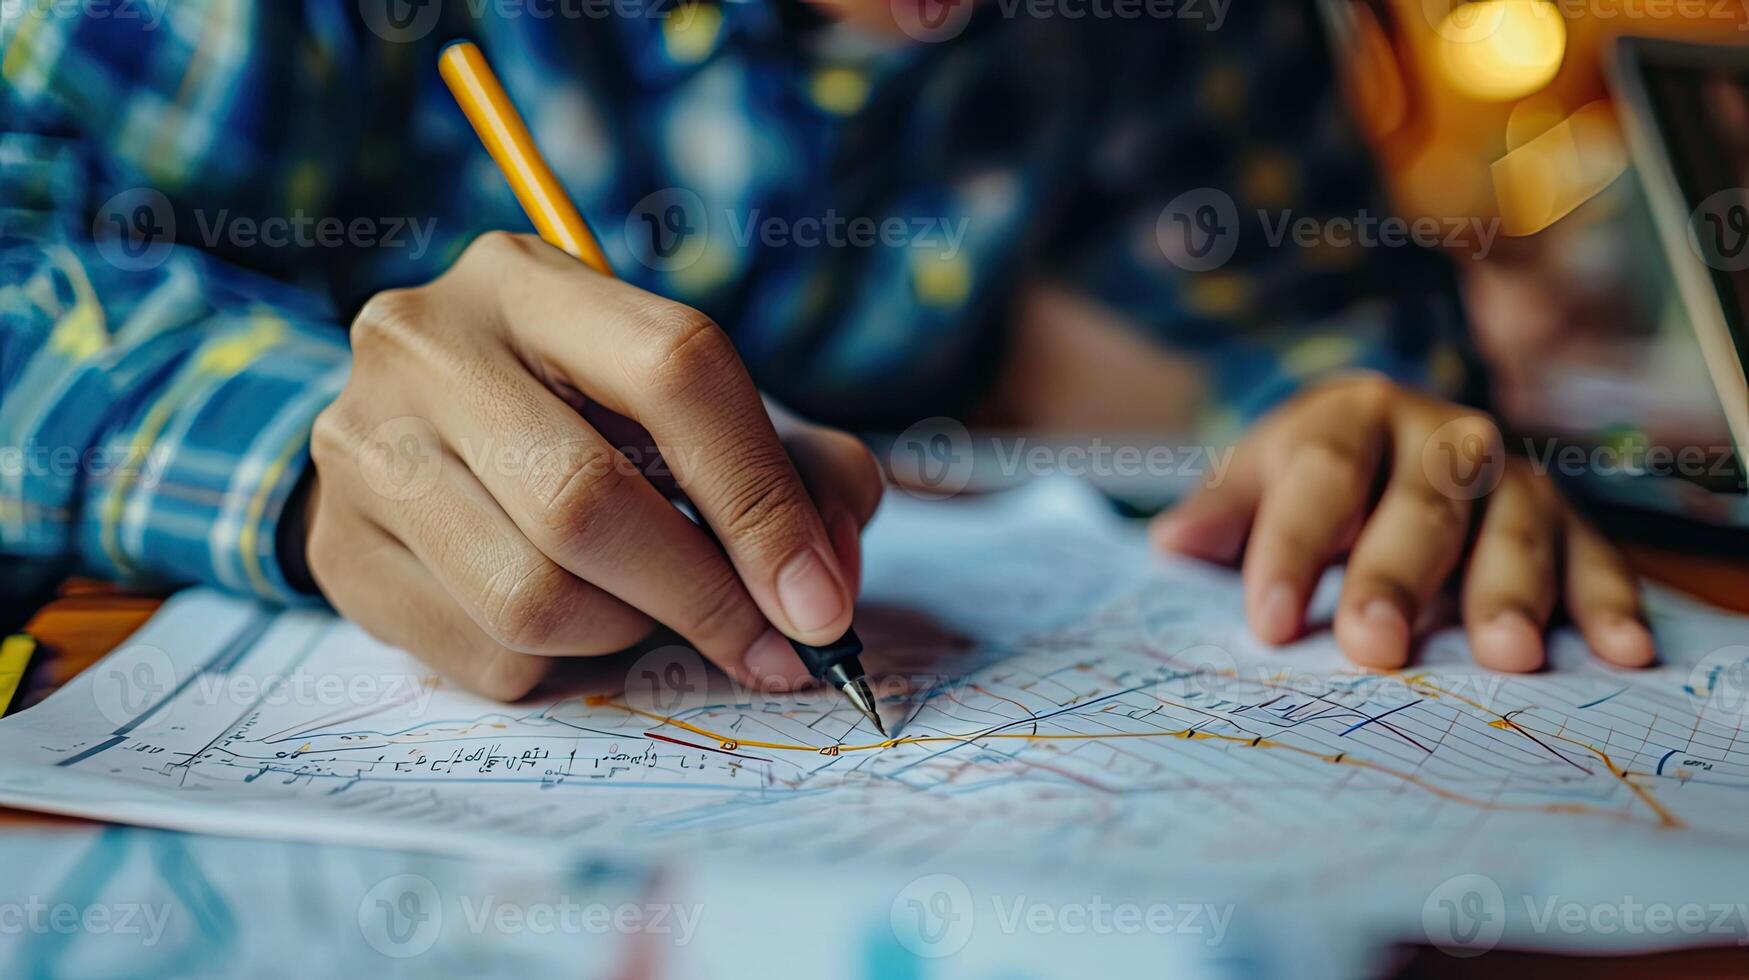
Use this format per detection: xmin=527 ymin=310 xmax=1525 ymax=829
xmin=3 ymin=480 xmax=1749 ymax=964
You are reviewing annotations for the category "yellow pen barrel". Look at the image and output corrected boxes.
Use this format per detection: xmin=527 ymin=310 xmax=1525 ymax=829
xmin=437 ymin=41 xmax=615 ymax=276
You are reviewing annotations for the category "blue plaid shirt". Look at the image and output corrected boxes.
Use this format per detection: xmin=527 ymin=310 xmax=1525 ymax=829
xmin=0 ymin=0 xmax=1468 ymax=602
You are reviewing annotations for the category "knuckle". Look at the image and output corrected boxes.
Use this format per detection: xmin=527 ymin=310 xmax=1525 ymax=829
xmin=481 ymin=559 xmax=574 ymax=651
xmin=350 ymin=288 xmax=427 ymax=354
xmin=308 ymin=403 xmax=358 ymax=473
xmin=1512 ymin=459 xmax=1563 ymax=507
xmin=460 ymin=229 xmax=534 ymax=265
xmin=585 ymin=612 xmax=653 ymax=654
xmin=469 ymin=647 xmax=551 ymax=702
xmin=1343 ymin=373 xmax=1399 ymax=415
xmin=1447 ymin=412 xmax=1503 ymax=448
xmin=1399 ymin=482 xmax=1470 ymax=536
xmin=715 ymin=459 xmax=805 ymax=543
xmin=1260 ymin=519 xmax=1327 ymax=566
xmin=529 ymin=444 xmax=626 ymax=542
xmin=632 ymin=304 xmax=736 ymax=396
xmin=1291 ymin=437 xmax=1367 ymax=490
xmin=1487 ymin=519 xmax=1550 ymax=560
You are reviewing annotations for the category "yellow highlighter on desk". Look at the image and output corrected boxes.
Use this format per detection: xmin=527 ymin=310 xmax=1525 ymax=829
xmin=0 ymin=634 xmax=39 ymax=717
xmin=436 ymin=40 xmax=887 ymax=734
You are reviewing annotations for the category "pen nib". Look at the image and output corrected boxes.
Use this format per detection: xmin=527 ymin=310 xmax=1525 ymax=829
xmin=841 ymin=676 xmax=886 ymax=737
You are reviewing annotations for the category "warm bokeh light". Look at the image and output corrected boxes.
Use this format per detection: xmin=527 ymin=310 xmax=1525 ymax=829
xmin=1491 ymin=100 xmax=1626 ymax=236
xmin=1435 ymin=0 xmax=1568 ymax=102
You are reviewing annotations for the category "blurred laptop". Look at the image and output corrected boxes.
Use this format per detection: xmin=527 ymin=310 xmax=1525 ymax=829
xmin=1516 ymin=35 xmax=1749 ymax=549
xmin=1615 ymin=37 xmax=1749 ymax=480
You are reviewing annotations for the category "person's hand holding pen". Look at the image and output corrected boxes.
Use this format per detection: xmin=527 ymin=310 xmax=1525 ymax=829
xmin=285 ymin=43 xmax=885 ymax=703
xmin=293 ymin=230 xmax=883 ymax=701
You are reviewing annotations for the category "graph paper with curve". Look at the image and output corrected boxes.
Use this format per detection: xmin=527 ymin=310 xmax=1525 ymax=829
xmin=1 ymin=480 xmax=1747 ymax=872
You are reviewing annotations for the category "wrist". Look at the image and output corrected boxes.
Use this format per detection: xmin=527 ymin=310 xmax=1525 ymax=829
xmin=277 ymin=466 xmax=321 ymax=596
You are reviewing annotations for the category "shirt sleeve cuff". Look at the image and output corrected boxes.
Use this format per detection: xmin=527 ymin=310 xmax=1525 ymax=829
xmin=77 ymin=315 xmax=350 ymax=605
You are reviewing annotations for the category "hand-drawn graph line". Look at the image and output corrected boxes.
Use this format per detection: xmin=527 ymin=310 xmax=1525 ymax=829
xmin=607 ymin=687 xmax=1683 ymax=826
xmin=95 ymin=643 xmax=1746 ymax=838
xmin=553 ymin=649 xmax=1742 ymax=827
xmin=60 ymin=584 xmax=1749 ymax=843
xmin=56 ymin=610 xmax=277 ymax=768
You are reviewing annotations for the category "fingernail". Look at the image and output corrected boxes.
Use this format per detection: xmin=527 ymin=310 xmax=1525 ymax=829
xmin=741 ymin=628 xmax=812 ymax=690
xmin=776 ymin=547 xmax=847 ymax=635
xmin=1364 ymin=598 xmax=1405 ymax=630
xmin=1476 ymin=610 xmax=1542 ymax=672
xmin=1256 ymin=583 xmax=1299 ymax=644
xmin=1340 ymin=598 xmax=1410 ymax=666
xmin=1600 ymin=618 xmax=1656 ymax=667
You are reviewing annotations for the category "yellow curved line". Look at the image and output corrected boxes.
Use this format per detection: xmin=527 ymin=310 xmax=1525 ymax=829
xmin=604 ymin=696 xmax=1677 ymax=827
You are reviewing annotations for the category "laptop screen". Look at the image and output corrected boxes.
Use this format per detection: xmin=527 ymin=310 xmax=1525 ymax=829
xmin=1614 ymin=38 xmax=1749 ymax=493
xmin=1638 ymin=58 xmax=1749 ymax=375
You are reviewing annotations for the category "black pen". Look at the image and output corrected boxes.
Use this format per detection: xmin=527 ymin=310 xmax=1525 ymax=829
xmin=788 ymin=631 xmax=886 ymax=737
